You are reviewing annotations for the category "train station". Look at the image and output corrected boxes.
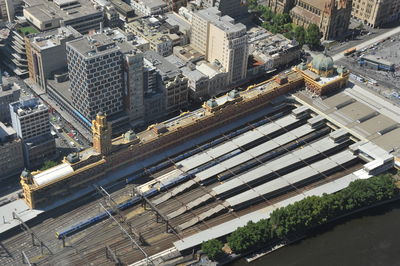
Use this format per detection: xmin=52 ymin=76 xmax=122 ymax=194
xmin=1 ymin=53 xmax=399 ymax=265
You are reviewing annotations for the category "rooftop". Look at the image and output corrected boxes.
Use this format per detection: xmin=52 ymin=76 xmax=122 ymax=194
xmin=29 ymin=26 xmax=81 ymax=50
xmin=10 ymin=98 xmax=48 ymax=117
xmin=0 ymin=75 xmax=20 ymax=95
xmin=24 ymin=0 xmax=101 ymax=23
xmin=0 ymin=122 xmax=17 ymax=143
xmin=248 ymin=27 xmax=298 ymax=62
xmin=144 ymin=50 xmax=181 ymax=79
xmin=67 ymin=29 xmax=139 ymax=58
xmin=361 ymin=54 xmax=395 ymax=66
xmin=126 ymin=15 xmax=183 ymax=44
xmin=294 ymin=85 xmax=400 ymax=156
xmin=195 ymin=7 xmax=246 ymax=34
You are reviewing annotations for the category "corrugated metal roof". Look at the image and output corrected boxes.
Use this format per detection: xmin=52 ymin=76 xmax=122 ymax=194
xmin=213 ymin=136 xmax=340 ymax=196
xmin=225 ymin=150 xmax=356 ymax=207
xmin=174 ymin=172 xmax=362 ymax=251
xmin=195 ymin=124 xmax=315 ymax=182
xmin=178 ymin=114 xmax=300 ymax=171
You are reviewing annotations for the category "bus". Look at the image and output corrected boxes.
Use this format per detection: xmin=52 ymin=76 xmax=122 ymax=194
xmin=344 ymin=47 xmax=357 ymax=56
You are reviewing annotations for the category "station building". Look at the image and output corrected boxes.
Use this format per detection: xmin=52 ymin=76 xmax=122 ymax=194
xmin=295 ymin=52 xmax=349 ymax=95
xmin=19 ymin=53 xmax=399 ymax=211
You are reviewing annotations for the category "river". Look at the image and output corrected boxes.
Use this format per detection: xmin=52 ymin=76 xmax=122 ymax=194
xmin=228 ymin=201 xmax=400 ymax=266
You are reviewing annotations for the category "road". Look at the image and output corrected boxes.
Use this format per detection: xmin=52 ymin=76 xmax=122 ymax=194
xmin=332 ymin=26 xmax=400 ymax=61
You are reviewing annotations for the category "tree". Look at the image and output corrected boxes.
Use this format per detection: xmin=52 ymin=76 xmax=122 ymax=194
xmin=294 ymin=26 xmax=306 ymax=46
xmin=305 ymin=24 xmax=321 ymax=49
xmin=202 ymin=239 xmax=224 ymax=260
xmin=247 ymin=0 xmax=258 ymax=10
xmin=40 ymin=160 xmax=58 ymax=171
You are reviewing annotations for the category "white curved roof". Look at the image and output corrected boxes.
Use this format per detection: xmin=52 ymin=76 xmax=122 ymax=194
xmin=33 ymin=163 xmax=74 ymax=186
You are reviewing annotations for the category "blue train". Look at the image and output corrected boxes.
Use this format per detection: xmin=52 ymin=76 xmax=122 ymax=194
xmin=55 ymin=112 xmax=285 ymax=239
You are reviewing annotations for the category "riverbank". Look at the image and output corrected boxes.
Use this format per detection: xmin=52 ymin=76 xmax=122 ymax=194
xmin=243 ymin=194 xmax=400 ymax=263
xmin=198 ymin=174 xmax=399 ymax=265
xmin=228 ymin=198 xmax=400 ymax=266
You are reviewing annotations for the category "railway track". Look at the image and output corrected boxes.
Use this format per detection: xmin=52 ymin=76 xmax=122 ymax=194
xmin=0 ymin=105 xmax=367 ymax=265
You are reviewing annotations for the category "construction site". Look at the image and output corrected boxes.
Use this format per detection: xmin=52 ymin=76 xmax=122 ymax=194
xmin=1 ymin=55 xmax=399 ymax=265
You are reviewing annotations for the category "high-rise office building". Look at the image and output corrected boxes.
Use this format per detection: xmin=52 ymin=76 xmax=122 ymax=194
xmin=67 ymin=30 xmax=146 ymax=129
xmin=191 ymin=7 xmax=248 ymax=85
xmin=66 ymin=35 xmax=125 ymax=122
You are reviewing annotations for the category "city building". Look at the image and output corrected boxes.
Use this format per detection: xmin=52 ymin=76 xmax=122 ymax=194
xmin=191 ymin=7 xmax=248 ymax=85
xmin=66 ymin=34 xmax=127 ymax=126
xmin=144 ymin=50 xmax=188 ymax=116
xmin=23 ymin=0 xmax=103 ymax=34
xmin=165 ymin=51 xmax=229 ymax=100
xmin=0 ymin=121 xmax=24 ymax=179
xmin=125 ymin=15 xmax=189 ymax=57
xmin=198 ymin=0 xmax=246 ymax=19
xmin=294 ymin=52 xmax=349 ymax=95
xmin=0 ymin=74 xmax=21 ymax=122
xmin=358 ymin=55 xmax=395 ymax=72
xmin=167 ymin=0 xmax=187 ymax=11
xmin=25 ymin=26 xmax=81 ymax=92
xmin=351 ymin=0 xmax=400 ymax=28
xmin=20 ymin=68 xmax=305 ymax=209
xmin=89 ymin=0 xmax=122 ymax=28
xmin=0 ymin=0 xmax=15 ymax=22
xmin=9 ymin=98 xmax=56 ymax=168
xmin=124 ymin=49 xmax=145 ymax=125
xmin=109 ymin=0 xmax=135 ymax=21
xmin=142 ymin=55 xmax=165 ymax=121
xmin=0 ymin=21 xmax=35 ymax=78
xmin=247 ymin=27 xmax=301 ymax=79
xmin=289 ymin=0 xmax=352 ymax=40
xmin=130 ymin=0 xmax=168 ymax=16
xmin=44 ymin=29 xmax=147 ymax=138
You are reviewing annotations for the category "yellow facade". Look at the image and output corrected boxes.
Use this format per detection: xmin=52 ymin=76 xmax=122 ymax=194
xmin=20 ymin=71 xmax=306 ymax=209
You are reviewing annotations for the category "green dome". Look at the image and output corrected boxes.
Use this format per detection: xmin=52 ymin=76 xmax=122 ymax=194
xmin=207 ymin=99 xmax=218 ymax=108
xmin=311 ymin=53 xmax=334 ymax=71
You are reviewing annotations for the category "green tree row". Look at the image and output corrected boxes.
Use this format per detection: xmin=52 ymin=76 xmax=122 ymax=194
xmin=248 ymin=0 xmax=321 ymax=48
xmin=202 ymin=174 xmax=397 ymax=258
